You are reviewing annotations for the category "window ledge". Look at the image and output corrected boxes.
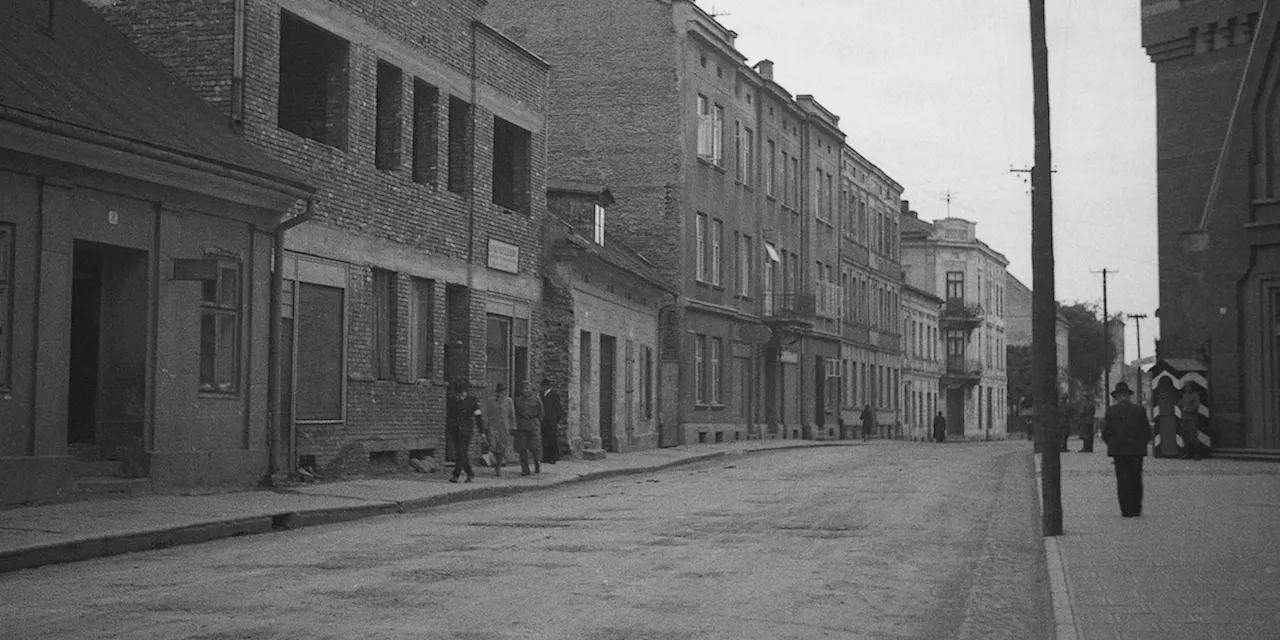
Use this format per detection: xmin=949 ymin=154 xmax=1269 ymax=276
xmin=712 ymin=164 xmax=727 ymax=174
xmin=197 ymin=391 xmax=242 ymax=400
xmin=710 ymin=403 xmax=727 ymax=411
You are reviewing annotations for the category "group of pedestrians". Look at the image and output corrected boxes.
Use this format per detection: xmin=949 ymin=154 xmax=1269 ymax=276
xmin=445 ymin=378 xmax=564 ymax=483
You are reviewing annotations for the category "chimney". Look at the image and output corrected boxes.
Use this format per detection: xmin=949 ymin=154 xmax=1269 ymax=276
xmin=756 ymin=59 xmax=774 ymax=81
xmin=900 ymin=200 xmax=910 ymax=215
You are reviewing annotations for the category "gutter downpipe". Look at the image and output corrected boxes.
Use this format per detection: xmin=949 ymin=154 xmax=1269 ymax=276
xmin=232 ymin=0 xmax=246 ymax=130
xmin=268 ymin=199 xmax=315 ymax=484
xmin=465 ymin=22 xmax=480 ymax=374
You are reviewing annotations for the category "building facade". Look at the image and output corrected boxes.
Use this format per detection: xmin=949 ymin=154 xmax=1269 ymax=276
xmin=543 ymin=182 xmax=675 ymax=455
xmin=97 ymin=0 xmax=551 ymax=476
xmin=1005 ymin=274 xmax=1073 ymax=396
xmin=1142 ymin=0 xmax=1279 ymax=449
xmin=901 ymin=285 xmax=943 ymax=441
xmin=487 ymin=0 xmax=875 ymax=443
xmin=902 ymin=215 xmax=1009 ymax=439
xmin=0 ymin=0 xmax=313 ymax=504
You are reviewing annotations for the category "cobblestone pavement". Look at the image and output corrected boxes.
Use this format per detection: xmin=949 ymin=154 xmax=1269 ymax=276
xmin=1055 ymin=446 xmax=1280 ymax=640
xmin=1 ymin=442 xmax=1050 ymax=640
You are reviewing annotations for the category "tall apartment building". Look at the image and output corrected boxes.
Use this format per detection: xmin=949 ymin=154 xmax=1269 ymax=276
xmin=1142 ymin=0 xmax=1278 ymax=449
xmin=902 ymin=214 xmax=1009 ymax=439
xmin=902 ymin=285 xmax=943 ymax=441
xmin=488 ymin=0 xmax=870 ymax=443
xmin=95 ymin=0 xmax=551 ymax=476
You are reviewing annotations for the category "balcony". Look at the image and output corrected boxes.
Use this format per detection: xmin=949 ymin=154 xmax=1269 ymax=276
xmin=942 ymin=298 xmax=983 ymax=331
xmin=762 ymin=292 xmax=816 ymax=327
xmin=943 ymin=355 xmax=983 ymax=384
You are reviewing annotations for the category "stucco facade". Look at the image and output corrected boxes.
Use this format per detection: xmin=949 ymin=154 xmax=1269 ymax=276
xmin=902 ymin=285 xmax=943 ymax=441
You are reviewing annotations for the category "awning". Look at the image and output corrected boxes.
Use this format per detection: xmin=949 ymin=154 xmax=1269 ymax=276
xmin=764 ymin=242 xmax=781 ymax=263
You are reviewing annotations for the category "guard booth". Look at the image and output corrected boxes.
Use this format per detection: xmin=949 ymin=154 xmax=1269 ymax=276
xmin=1149 ymin=359 xmax=1210 ymax=458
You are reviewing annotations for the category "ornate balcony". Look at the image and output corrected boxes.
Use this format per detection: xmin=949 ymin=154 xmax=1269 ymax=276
xmin=942 ymin=298 xmax=983 ymax=331
xmin=761 ymin=292 xmax=816 ymax=328
xmin=943 ymin=355 xmax=983 ymax=385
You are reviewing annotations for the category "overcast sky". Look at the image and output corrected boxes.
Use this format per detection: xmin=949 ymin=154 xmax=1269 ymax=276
xmin=700 ymin=0 xmax=1159 ymax=362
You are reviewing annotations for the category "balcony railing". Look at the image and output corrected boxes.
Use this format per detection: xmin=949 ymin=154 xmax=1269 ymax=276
xmin=762 ymin=291 xmax=816 ymax=322
xmin=942 ymin=298 xmax=983 ymax=329
xmin=944 ymin=355 xmax=984 ymax=381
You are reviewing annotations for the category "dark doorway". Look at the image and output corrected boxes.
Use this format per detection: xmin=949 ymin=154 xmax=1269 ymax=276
xmin=814 ymin=358 xmax=825 ymax=432
xmin=947 ymin=387 xmax=965 ymax=437
xmin=599 ymin=334 xmax=616 ymax=452
xmin=67 ymin=242 xmax=149 ymax=475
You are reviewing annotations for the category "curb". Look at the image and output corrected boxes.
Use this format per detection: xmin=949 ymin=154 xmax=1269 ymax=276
xmin=0 ymin=442 xmax=847 ymax=575
xmin=1033 ymin=454 xmax=1082 ymax=640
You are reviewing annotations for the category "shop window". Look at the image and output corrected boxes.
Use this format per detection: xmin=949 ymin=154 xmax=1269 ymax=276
xmin=297 ymin=282 xmax=344 ymax=421
xmin=0 ymin=224 xmax=11 ymax=389
xmin=492 ymin=116 xmax=531 ymax=213
xmin=374 ymin=60 xmax=403 ymax=171
xmin=371 ymin=268 xmax=396 ymax=380
xmin=447 ymin=97 xmax=471 ymax=194
xmin=277 ymin=12 xmax=349 ymax=147
xmin=200 ymin=262 xmax=241 ymax=394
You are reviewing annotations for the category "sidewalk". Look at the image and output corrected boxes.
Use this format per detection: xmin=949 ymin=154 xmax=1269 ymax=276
xmin=0 ymin=439 xmax=850 ymax=575
xmin=1040 ymin=443 xmax=1280 ymax=640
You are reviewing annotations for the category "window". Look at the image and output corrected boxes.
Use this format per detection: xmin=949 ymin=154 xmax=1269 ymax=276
xmin=371 ymin=268 xmax=396 ymax=380
xmin=199 ymin=262 xmax=240 ymax=394
xmin=713 ymin=104 xmax=725 ymax=165
xmin=412 ymin=277 xmax=435 ymax=379
xmin=695 ymin=334 xmax=706 ymax=404
xmin=710 ymin=337 xmax=722 ymax=404
xmin=297 ymin=282 xmax=344 ymax=420
xmin=766 ymin=140 xmax=776 ymax=196
xmin=695 ymin=213 xmax=707 ymax=281
xmin=644 ymin=346 xmax=654 ymax=419
xmin=0 ymin=224 xmax=12 ymax=389
xmin=738 ymin=234 xmax=752 ymax=297
xmin=734 ymin=122 xmax=743 ymax=182
xmin=946 ymin=271 xmax=965 ymax=302
xmin=412 ymin=79 xmax=438 ymax=185
xmin=742 ymin=126 xmax=754 ymax=186
xmin=375 ymin=60 xmax=403 ymax=170
xmin=447 ymin=96 xmax=471 ymax=194
xmin=697 ymin=95 xmax=712 ymax=160
xmin=816 ymin=169 xmax=825 ymax=219
xmin=492 ymin=116 xmax=532 ymax=213
xmin=277 ymin=12 xmax=349 ymax=147
xmin=781 ymin=151 xmax=790 ymax=204
xmin=790 ymin=156 xmax=799 ymax=208
xmin=594 ymin=204 xmax=605 ymax=245
xmin=711 ymin=219 xmax=723 ymax=285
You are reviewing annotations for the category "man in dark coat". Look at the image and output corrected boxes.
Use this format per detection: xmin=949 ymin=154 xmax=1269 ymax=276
xmin=540 ymin=378 xmax=564 ymax=463
xmin=1078 ymin=399 xmax=1097 ymax=452
xmin=860 ymin=405 xmax=874 ymax=441
xmin=446 ymin=379 xmax=482 ymax=483
xmin=932 ymin=411 xmax=947 ymax=443
xmin=1102 ymin=381 xmax=1153 ymax=517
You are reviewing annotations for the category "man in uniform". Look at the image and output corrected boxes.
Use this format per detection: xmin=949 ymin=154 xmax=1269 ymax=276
xmin=446 ymin=379 xmax=482 ymax=483
xmin=1101 ymin=381 xmax=1153 ymax=517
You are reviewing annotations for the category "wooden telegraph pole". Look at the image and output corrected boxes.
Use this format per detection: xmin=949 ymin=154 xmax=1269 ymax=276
xmin=1029 ymin=0 xmax=1062 ymax=536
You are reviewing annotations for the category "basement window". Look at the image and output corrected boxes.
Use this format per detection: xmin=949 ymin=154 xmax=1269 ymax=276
xmin=492 ymin=116 xmax=531 ymax=214
xmin=374 ymin=60 xmax=403 ymax=171
xmin=277 ymin=12 xmax=349 ymax=148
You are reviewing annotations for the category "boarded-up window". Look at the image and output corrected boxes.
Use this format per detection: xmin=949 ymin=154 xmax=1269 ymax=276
xmin=374 ymin=60 xmax=402 ymax=170
xmin=412 ymin=80 xmax=438 ymax=185
xmin=297 ymin=283 xmax=344 ymax=421
xmin=492 ymin=116 xmax=531 ymax=213
xmin=277 ymin=12 xmax=349 ymax=147
xmin=447 ymin=97 xmax=471 ymax=194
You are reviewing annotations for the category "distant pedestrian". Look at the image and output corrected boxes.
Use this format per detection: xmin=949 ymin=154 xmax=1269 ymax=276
xmin=1101 ymin=381 xmax=1153 ymax=518
xmin=540 ymin=379 xmax=564 ymax=464
xmin=860 ymin=405 xmax=874 ymax=441
xmin=1179 ymin=385 xmax=1203 ymax=460
xmin=932 ymin=411 xmax=947 ymax=443
xmin=513 ymin=381 xmax=543 ymax=476
xmin=446 ymin=379 xmax=482 ymax=483
xmin=483 ymin=383 xmax=515 ymax=477
xmin=1060 ymin=397 xmax=1075 ymax=452
xmin=1078 ymin=399 xmax=1097 ymax=453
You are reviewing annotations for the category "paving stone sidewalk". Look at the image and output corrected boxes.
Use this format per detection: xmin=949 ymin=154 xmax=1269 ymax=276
xmin=0 ymin=439 xmax=849 ymax=574
xmin=1051 ymin=445 xmax=1280 ymax=640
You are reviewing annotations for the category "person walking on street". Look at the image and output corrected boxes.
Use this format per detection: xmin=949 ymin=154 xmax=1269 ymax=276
xmin=540 ymin=379 xmax=563 ymax=464
xmin=932 ymin=411 xmax=947 ymax=443
xmin=1179 ymin=385 xmax=1203 ymax=460
xmin=1102 ymin=381 xmax=1153 ymax=517
xmin=446 ymin=379 xmax=482 ymax=483
xmin=513 ymin=381 xmax=543 ymax=476
xmin=1078 ymin=398 xmax=1097 ymax=452
xmin=860 ymin=405 xmax=875 ymax=441
xmin=482 ymin=383 xmax=515 ymax=477
xmin=1059 ymin=397 xmax=1075 ymax=452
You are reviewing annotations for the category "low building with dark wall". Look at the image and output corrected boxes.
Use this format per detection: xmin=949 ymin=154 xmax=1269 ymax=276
xmin=0 ymin=0 xmax=314 ymax=505
xmin=543 ymin=182 xmax=677 ymax=455
xmin=1141 ymin=0 xmax=1279 ymax=450
xmin=94 ymin=0 xmax=551 ymax=476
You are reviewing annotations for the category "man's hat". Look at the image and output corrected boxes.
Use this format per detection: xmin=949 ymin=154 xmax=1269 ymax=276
xmin=452 ymin=377 xmax=470 ymax=392
xmin=1110 ymin=381 xmax=1134 ymax=397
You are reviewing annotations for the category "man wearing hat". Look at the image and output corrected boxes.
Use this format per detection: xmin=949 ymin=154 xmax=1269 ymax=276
xmin=446 ymin=378 xmax=482 ymax=483
xmin=1101 ymin=381 xmax=1153 ymax=517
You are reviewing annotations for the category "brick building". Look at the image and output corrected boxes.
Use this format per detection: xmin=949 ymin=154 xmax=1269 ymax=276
xmin=1141 ymin=0 xmax=1279 ymax=450
xmin=544 ymin=182 xmax=676 ymax=454
xmin=487 ymin=0 xmax=897 ymax=442
xmin=95 ymin=0 xmax=551 ymax=476
xmin=0 ymin=0 xmax=313 ymax=504
xmin=902 ymin=214 xmax=1009 ymax=439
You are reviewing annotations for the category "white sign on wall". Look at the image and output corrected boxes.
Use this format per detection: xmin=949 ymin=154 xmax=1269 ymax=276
xmin=487 ymin=239 xmax=520 ymax=274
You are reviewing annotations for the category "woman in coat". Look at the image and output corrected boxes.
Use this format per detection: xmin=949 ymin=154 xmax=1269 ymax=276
xmin=482 ymin=383 xmax=515 ymax=477
xmin=513 ymin=381 xmax=544 ymax=476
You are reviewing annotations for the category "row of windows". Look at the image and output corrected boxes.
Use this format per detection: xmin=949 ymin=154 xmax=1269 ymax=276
xmin=836 ymin=359 xmax=901 ymax=412
xmin=694 ymin=212 xmax=757 ymax=298
xmin=841 ymin=186 xmax=900 ymax=260
xmin=277 ymin=12 xmax=532 ymax=213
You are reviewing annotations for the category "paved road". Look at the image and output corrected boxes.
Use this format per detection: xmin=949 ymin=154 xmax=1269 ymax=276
xmin=0 ymin=442 xmax=1051 ymax=640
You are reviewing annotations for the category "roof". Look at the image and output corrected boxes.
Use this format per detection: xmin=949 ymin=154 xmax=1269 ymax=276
xmin=547 ymin=179 xmax=615 ymax=206
xmin=549 ymin=215 xmax=676 ymax=294
xmin=0 ymin=0 xmax=310 ymax=193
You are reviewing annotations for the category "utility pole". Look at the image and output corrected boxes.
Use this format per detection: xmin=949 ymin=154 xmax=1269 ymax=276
xmin=1092 ymin=268 xmax=1118 ymax=400
xmin=1029 ymin=0 xmax=1061 ymax=537
xmin=1130 ymin=313 xmax=1147 ymax=405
